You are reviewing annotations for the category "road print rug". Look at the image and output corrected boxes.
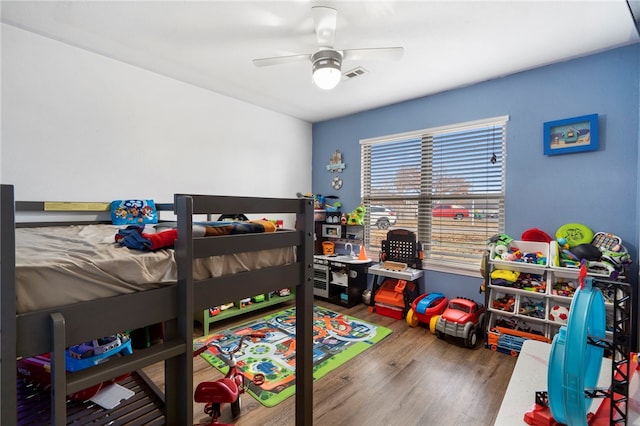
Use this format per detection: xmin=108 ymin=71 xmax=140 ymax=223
xmin=193 ymin=305 xmax=392 ymax=407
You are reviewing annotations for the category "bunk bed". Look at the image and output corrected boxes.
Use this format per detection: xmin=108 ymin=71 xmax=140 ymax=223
xmin=0 ymin=184 xmax=314 ymax=425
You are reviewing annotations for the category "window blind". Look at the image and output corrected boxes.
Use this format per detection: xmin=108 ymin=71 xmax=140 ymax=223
xmin=361 ymin=116 xmax=507 ymax=273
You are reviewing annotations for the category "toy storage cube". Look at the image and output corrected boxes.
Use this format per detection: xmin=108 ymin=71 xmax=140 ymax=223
xmin=373 ymin=278 xmax=416 ymax=319
xmin=490 ymin=240 xmax=549 ymax=273
xmin=375 ymin=303 xmax=404 ymax=320
xmin=490 ymin=291 xmax=516 ymax=314
xmin=518 ymin=295 xmax=546 ymax=320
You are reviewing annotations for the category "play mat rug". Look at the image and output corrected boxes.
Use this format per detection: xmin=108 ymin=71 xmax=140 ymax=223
xmin=193 ymin=304 xmax=392 ymax=407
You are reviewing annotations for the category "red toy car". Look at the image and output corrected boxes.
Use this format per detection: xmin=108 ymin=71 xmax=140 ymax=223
xmin=435 ymin=297 xmax=486 ymax=348
xmin=406 ymin=292 xmax=448 ymax=332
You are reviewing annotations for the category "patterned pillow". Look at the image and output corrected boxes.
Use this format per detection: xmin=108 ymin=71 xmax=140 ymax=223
xmin=110 ymin=199 xmax=158 ymax=225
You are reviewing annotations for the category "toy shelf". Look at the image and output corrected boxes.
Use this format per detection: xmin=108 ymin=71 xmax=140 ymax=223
xmin=195 ymin=289 xmax=295 ymax=336
xmin=548 ymin=243 xmax=626 ymax=280
xmin=486 ymin=239 xmax=627 ymax=352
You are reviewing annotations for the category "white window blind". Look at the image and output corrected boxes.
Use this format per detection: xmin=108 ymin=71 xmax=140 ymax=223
xmin=361 ymin=116 xmax=508 ymax=273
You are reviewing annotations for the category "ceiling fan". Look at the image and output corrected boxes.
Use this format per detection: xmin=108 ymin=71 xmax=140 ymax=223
xmin=252 ymin=6 xmax=404 ymax=90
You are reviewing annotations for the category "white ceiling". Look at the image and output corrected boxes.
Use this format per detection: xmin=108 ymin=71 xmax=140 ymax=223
xmin=2 ymin=1 xmax=639 ymax=123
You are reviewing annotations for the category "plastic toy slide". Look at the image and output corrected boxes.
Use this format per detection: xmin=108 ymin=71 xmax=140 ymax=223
xmin=547 ymin=276 xmax=606 ymax=425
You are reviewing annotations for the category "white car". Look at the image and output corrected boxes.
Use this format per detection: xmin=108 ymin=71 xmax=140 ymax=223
xmin=370 ymin=206 xmax=397 ymax=230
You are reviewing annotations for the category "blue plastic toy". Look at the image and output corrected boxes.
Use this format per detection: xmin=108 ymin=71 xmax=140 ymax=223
xmin=547 ymin=276 xmax=606 ymax=425
xmin=65 ymin=333 xmax=133 ymax=372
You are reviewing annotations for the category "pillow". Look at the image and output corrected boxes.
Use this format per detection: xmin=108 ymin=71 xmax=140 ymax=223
xmin=111 ymin=199 xmax=158 ymax=225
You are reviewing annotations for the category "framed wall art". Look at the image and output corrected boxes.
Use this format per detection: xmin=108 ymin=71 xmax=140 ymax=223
xmin=543 ymin=113 xmax=599 ymax=156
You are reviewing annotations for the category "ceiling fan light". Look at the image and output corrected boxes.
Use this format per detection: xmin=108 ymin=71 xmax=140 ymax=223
xmin=311 ymin=50 xmax=342 ymax=90
xmin=313 ymin=67 xmax=341 ymax=90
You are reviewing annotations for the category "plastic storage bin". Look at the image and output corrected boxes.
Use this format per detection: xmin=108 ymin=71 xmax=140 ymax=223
xmin=490 ymin=240 xmax=549 ymax=273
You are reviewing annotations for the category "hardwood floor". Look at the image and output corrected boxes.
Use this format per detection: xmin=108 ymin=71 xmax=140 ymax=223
xmin=143 ymin=299 xmax=517 ymax=426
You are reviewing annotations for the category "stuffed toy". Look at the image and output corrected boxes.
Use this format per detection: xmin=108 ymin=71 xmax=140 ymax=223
xmin=347 ymin=205 xmax=366 ymax=225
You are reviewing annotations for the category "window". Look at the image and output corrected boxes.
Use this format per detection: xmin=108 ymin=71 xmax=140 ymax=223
xmin=361 ymin=116 xmax=508 ymax=275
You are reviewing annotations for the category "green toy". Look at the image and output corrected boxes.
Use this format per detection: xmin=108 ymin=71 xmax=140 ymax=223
xmin=347 ymin=205 xmax=366 ymax=225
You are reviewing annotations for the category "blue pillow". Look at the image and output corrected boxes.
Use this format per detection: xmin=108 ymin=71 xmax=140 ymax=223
xmin=111 ymin=199 xmax=158 ymax=225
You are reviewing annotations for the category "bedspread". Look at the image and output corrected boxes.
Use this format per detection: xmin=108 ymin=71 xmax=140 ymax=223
xmin=15 ymin=224 xmax=294 ymax=314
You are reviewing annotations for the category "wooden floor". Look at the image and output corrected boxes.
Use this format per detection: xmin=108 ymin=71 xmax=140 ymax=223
xmin=143 ymin=299 xmax=518 ymax=426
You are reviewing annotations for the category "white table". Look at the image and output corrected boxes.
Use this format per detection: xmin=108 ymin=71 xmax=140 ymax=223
xmin=494 ymin=340 xmax=640 ymax=425
xmin=367 ymin=263 xmax=423 ymax=281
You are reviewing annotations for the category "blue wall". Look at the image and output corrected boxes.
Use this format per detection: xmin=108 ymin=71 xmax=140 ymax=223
xmin=312 ymin=45 xmax=639 ymax=305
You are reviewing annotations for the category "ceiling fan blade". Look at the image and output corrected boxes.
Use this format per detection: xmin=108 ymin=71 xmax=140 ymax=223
xmin=341 ymin=47 xmax=404 ymax=62
xmin=312 ymin=6 xmax=337 ymax=48
xmin=252 ymin=53 xmax=311 ymax=67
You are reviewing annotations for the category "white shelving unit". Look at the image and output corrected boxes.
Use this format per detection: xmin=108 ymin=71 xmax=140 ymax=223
xmin=487 ymin=241 xmax=550 ymax=338
xmin=487 ymin=239 xmax=626 ymax=342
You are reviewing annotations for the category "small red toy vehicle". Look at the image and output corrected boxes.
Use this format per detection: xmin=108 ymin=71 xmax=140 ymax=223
xmin=435 ymin=297 xmax=486 ymax=348
xmin=406 ymin=292 xmax=448 ymax=331
xmin=193 ymin=332 xmax=266 ymax=425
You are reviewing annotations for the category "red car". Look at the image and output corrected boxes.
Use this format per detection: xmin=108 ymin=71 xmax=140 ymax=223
xmin=432 ymin=204 xmax=469 ymax=220
xmin=435 ymin=297 xmax=486 ymax=348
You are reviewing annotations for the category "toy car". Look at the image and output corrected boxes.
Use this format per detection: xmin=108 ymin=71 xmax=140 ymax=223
xmin=17 ymin=333 xmax=133 ymax=400
xmin=406 ymin=292 xmax=448 ymax=331
xmin=435 ymin=297 xmax=486 ymax=348
xmin=66 ymin=333 xmax=133 ymax=372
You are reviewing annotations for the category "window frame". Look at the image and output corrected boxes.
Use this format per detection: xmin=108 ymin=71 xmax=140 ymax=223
xmin=360 ymin=115 xmax=508 ymax=277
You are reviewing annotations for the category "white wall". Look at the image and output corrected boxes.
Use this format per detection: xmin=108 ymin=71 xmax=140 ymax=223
xmin=1 ymin=24 xmax=312 ymax=206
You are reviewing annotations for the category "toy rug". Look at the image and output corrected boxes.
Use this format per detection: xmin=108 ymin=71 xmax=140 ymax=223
xmin=193 ymin=305 xmax=392 ymax=407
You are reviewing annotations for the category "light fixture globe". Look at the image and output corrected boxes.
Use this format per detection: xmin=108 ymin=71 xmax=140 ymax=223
xmin=311 ymin=50 xmax=342 ymax=90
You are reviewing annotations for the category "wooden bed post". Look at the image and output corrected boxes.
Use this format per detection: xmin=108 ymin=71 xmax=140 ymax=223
xmin=295 ymin=197 xmax=315 ymax=425
xmin=1 ymin=184 xmax=18 ymax=426
xmin=50 ymin=312 xmax=67 ymax=424
xmin=168 ymin=194 xmax=194 ymax=424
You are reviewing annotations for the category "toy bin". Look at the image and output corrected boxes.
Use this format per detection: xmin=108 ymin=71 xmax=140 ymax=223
xmin=549 ymin=268 xmax=579 ymax=299
xmin=489 ymin=291 xmax=516 ymax=313
xmin=373 ymin=278 xmax=414 ymax=319
xmin=518 ymin=295 xmax=546 ymax=320
xmin=375 ymin=303 xmax=404 ymax=320
xmin=374 ymin=279 xmax=407 ymax=307
xmin=490 ymin=240 xmax=549 ymax=273
xmin=549 ymin=241 xmax=584 ymax=272
xmin=489 ymin=313 xmax=546 ymax=338
xmin=549 ymin=241 xmax=621 ymax=279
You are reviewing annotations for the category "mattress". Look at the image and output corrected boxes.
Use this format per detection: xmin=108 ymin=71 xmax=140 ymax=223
xmin=15 ymin=224 xmax=294 ymax=314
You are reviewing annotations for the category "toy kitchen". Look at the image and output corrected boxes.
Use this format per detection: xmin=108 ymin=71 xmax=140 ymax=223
xmin=313 ymin=221 xmax=372 ymax=307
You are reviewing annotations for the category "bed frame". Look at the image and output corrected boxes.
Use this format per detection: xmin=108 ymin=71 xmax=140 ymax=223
xmin=0 ymin=184 xmax=314 ymax=425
